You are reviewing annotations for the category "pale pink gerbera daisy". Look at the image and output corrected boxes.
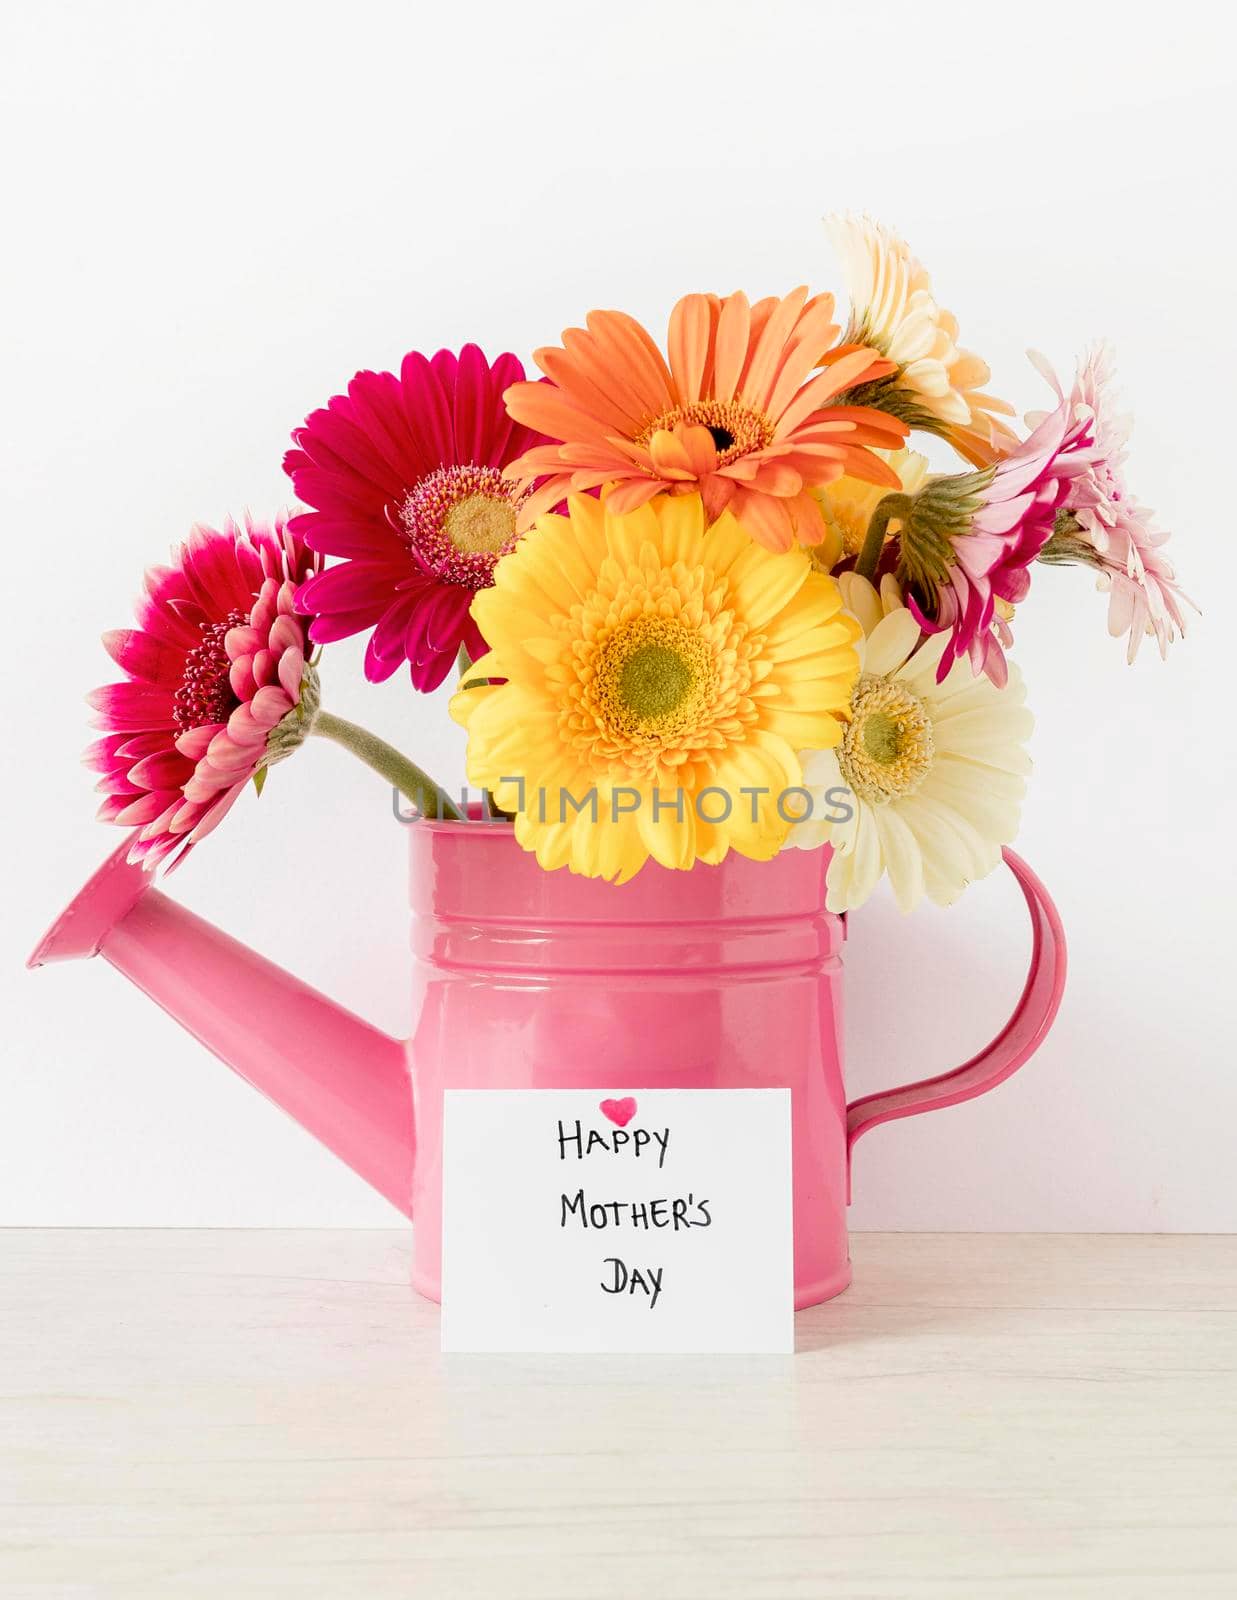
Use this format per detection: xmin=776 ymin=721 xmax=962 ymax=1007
xmin=896 ymin=397 xmax=1095 ymax=685
xmin=502 ymin=289 xmax=909 ymax=554
xmin=1029 ymin=346 xmax=1195 ymax=661
xmin=86 ymin=516 xmax=319 ymax=869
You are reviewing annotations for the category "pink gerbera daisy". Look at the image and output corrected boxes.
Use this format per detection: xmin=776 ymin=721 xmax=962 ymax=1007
xmin=285 ymin=345 xmax=545 ymax=691
xmin=1029 ymin=346 xmax=1195 ymax=661
xmin=904 ymin=403 xmax=1091 ymax=685
xmin=881 ymin=381 xmax=1099 ymax=686
xmin=86 ymin=516 xmax=319 ymax=870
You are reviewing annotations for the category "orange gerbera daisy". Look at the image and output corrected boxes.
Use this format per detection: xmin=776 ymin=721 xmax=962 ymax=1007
xmin=502 ymin=289 xmax=910 ymax=553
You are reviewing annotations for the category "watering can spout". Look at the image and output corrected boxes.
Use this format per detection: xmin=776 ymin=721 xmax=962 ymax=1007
xmin=28 ymin=840 xmax=414 ymax=1218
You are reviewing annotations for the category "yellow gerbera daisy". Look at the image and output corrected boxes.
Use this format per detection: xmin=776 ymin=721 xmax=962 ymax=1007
xmin=807 ymin=447 xmax=930 ymax=572
xmin=825 ymin=214 xmax=1019 ymax=468
xmin=450 ymin=492 xmax=860 ymax=883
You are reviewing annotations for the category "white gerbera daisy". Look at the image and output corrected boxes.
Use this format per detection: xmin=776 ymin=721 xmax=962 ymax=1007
xmin=825 ymin=214 xmax=1019 ymax=469
xmin=789 ymin=574 xmax=1032 ymax=912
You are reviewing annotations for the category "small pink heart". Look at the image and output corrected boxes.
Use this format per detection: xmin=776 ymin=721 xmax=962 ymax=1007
xmin=600 ymin=1096 xmax=637 ymax=1128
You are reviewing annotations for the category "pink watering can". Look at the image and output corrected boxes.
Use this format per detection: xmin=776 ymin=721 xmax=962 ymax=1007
xmin=30 ymin=823 xmax=1065 ymax=1308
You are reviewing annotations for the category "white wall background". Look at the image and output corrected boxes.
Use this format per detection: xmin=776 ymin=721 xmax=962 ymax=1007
xmin=3 ymin=0 xmax=1234 ymax=1230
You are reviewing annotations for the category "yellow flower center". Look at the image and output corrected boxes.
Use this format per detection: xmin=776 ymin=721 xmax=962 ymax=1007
xmin=549 ymin=561 xmax=760 ymax=783
xmin=620 ymin=642 xmax=693 ymax=720
xmin=838 ymin=674 xmax=935 ymax=804
xmin=642 ymin=399 xmax=774 ymax=465
xmin=443 ymin=492 xmax=518 ymax=556
xmin=594 ymin=618 xmax=715 ymax=740
xmin=400 ymin=464 xmax=525 ymax=587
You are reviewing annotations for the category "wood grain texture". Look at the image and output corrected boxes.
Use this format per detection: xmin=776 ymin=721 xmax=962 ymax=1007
xmin=2 ymin=1231 xmax=1235 ymax=1598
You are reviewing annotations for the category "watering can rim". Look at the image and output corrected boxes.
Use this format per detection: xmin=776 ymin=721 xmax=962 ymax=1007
xmin=27 ymin=815 xmax=522 ymax=968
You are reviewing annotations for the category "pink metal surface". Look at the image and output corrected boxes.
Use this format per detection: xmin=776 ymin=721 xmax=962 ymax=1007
xmin=30 ymin=827 xmax=1066 ymax=1310
xmin=28 ymin=841 xmax=413 ymax=1218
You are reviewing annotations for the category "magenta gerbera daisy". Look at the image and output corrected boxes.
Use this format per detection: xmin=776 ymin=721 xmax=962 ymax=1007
xmin=86 ymin=516 xmax=320 ymax=870
xmin=284 ymin=344 xmax=545 ymax=692
xmin=865 ymin=390 xmax=1095 ymax=686
xmin=905 ymin=404 xmax=1091 ymax=685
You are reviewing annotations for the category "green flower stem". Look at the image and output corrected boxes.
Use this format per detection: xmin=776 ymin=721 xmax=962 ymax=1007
xmin=312 ymin=710 xmax=464 ymax=821
xmin=853 ymin=493 xmax=914 ymax=583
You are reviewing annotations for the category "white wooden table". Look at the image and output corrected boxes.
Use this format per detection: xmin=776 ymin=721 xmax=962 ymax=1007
xmin=3 ymin=1231 xmax=1234 ymax=1598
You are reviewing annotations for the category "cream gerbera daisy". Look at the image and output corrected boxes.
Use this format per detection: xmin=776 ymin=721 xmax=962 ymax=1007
xmin=450 ymin=492 xmax=860 ymax=884
xmin=806 ymin=447 xmax=930 ymax=573
xmin=789 ymin=573 xmax=1032 ymax=912
xmin=825 ymin=215 xmax=1019 ymax=468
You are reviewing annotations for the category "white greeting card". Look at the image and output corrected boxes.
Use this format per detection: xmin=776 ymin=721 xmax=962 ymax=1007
xmin=440 ymin=1088 xmax=793 ymax=1354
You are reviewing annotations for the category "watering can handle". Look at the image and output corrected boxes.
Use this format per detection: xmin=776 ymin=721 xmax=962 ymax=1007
xmin=845 ymin=848 xmax=1066 ymax=1167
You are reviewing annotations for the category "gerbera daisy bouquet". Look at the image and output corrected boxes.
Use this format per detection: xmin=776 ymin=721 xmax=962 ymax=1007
xmin=88 ymin=216 xmax=1193 ymax=912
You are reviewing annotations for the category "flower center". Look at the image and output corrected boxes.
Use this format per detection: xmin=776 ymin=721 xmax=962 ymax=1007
xmin=837 ymin=674 xmax=935 ymax=804
xmin=620 ymin=643 xmax=695 ymax=721
xmin=399 ymin=464 xmax=525 ymax=587
xmin=593 ymin=617 xmax=714 ymax=740
xmin=443 ymin=492 xmax=517 ymax=555
xmin=173 ymin=610 xmax=246 ymax=731
xmin=643 ymin=399 xmax=774 ymax=466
